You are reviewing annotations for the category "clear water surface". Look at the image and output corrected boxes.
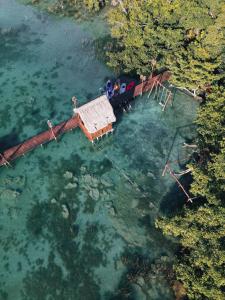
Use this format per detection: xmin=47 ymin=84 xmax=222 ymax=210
xmin=0 ymin=1 xmax=198 ymax=299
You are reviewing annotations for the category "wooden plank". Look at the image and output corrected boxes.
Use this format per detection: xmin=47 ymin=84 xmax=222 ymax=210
xmin=133 ymin=71 xmax=171 ymax=97
xmin=0 ymin=116 xmax=79 ymax=166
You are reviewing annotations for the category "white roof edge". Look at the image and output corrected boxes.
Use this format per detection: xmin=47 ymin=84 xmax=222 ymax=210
xmin=75 ymin=95 xmax=116 ymax=133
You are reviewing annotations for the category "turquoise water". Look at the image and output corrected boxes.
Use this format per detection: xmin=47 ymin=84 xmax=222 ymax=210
xmin=0 ymin=1 xmax=198 ymax=299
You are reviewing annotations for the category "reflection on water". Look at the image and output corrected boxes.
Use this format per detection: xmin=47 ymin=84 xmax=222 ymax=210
xmin=0 ymin=1 xmax=198 ymax=299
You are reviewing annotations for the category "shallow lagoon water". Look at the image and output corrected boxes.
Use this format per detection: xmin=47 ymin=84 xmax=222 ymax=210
xmin=0 ymin=1 xmax=198 ymax=299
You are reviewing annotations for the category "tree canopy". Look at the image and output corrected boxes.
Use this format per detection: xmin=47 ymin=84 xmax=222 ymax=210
xmin=107 ymin=2 xmax=225 ymax=297
xmin=107 ymin=0 xmax=225 ymax=93
xmin=21 ymin=1 xmax=225 ymax=298
xmin=156 ymin=86 xmax=225 ymax=300
xmin=26 ymin=0 xmax=109 ymax=18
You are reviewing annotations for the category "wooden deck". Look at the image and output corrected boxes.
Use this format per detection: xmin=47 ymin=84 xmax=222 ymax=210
xmin=0 ymin=116 xmax=79 ymax=167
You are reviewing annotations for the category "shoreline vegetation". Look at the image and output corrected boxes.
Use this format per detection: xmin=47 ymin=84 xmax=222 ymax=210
xmin=20 ymin=0 xmax=109 ymax=20
xmin=19 ymin=1 xmax=225 ymax=299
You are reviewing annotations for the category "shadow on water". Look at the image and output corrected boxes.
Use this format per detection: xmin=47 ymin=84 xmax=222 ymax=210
xmin=163 ymin=123 xmax=197 ymax=166
xmin=160 ymin=174 xmax=193 ymax=217
xmin=0 ymin=130 xmax=20 ymax=151
xmin=105 ymin=248 xmax=174 ymax=300
xmin=138 ymin=215 xmax=178 ymax=253
xmin=0 ymin=23 xmax=41 ymax=66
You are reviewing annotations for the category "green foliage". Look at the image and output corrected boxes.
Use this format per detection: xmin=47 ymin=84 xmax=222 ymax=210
xmin=84 ymin=0 xmax=101 ymax=11
xmin=157 ymin=203 xmax=225 ymax=299
xmin=196 ymin=87 xmax=225 ymax=150
xmin=190 ymin=87 xmax=225 ymax=204
xmin=157 ymin=86 xmax=225 ymax=299
xmin=84 ymin=0 xmax=109 ymax=11
xmin=26 ymin=0 xmax=109 ymax=19
xmin=107 ymin=0 xmax=225 ymax=92
xmin=105 ymin=2 xmax=225 ymax=297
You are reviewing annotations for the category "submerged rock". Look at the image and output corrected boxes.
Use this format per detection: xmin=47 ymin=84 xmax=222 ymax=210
xmin=0 ymin=188 xmax=20 ymax=201
xmin=109 ymin=206 xmax=116 ymax=216
xmin=160 ymin=255 xmax=169 ymax=263
xmin=83 ymin=174 xmax=92 ymax=184
xmin=137 ymin=276 xmax=145 ymax=287
xmin=50 ymin=198 xmax=57 ymax=204
xmin=65 ymin=182 xmax=77 ymax=189
xmin=104 ymin=201 xmax=117 ymax=216
xmin=101 ymin=179 xmax=113 ymax=187
xmin=80 ymin=165 xmax=87 ymax=173
xmin=72 ymin=203 xmax=78 ymax=209
xmin=60 ymin=192 xmax=66 ymax=200
xmin=105 ymin=201 xmax=113 ymax=208
xmin=83 ymin=174 xmax=98 ymax=187
xmin=8 ymin=206 xmax=20 ymax=219
xmin=101 ymin=190 xmax=110 ymax=201
xmin=147 ymin=171 xmax=156 ymax=180
xmin=91 ymin=177 xmax=98 ymax=188
xmin=61 ymin=204 xmax=69 ymax=219
xmin=63 ymin=171 xmax=73 ymax=179
xmin=73 ymin=176 xmax=79 ymax=183
xmin=0 ymin=175 xmax=26 ymax=189
xmin=115 ymin=258 xmax=124 ymax=270
xmin=131 ymin=198 xmax=139 ymax=208
xmin=149 ymin=202 xmax=155 ymax=209
xmin=89 ymin=188 xmax=100 ymax=201
xmin=0 ymin=27 xmax=13 ymax=35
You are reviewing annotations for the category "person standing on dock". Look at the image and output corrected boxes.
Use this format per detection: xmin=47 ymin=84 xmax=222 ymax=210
xmin=72 ymin=96 xmax=78 ymax=108
xmin=113 ymin=79 xmax=120 ymax=96
xmin=47 ymin=120 xmax=57 ymax=141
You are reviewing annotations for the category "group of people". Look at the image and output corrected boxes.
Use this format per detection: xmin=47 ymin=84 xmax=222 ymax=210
xmin=105 ymin=79 xmax=127 ymax=100
xmin=71 ymin=79 xmax=136 ymax=105
xmin=105 ymin=79 xmax=136 ymax=100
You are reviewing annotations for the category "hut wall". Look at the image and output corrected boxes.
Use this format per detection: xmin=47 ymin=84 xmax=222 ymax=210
xmin=91 ymin=124 xmax=112 ymax=140
xmin=78 ymin=115 xmax=112 ymax=141
xmin=78 ymin=117 xmax=93 ymax=141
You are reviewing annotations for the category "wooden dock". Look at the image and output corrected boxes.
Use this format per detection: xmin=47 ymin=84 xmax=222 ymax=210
xmin=0 ymin=71 xmax=172 ymax=168
xmin=0 ymin=116 xmax=79 ymax=167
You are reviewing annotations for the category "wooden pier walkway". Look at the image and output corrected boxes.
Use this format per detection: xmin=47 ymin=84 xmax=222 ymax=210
xmin=0 ymin=116 xmax=79 ymax=167
xmin=0 ymin=71 xmax=172 ymax=168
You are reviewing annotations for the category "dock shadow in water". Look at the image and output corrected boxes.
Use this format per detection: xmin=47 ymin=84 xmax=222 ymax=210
xmin=0 ymin=131 xmax=20 ymax=151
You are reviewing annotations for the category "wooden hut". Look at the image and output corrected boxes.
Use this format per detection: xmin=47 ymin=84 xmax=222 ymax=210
xmin=74 ymin=95 xmax=116 ymax=142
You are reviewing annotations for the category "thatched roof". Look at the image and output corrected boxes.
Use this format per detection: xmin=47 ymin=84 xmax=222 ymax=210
xmin=74 ymin=95 xmax=116 ymax=134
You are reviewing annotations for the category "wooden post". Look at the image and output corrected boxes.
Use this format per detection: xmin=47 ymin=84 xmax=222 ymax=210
xmin=140 ymin=75 xmax=146 ymax=96
xmin=47 ymin=120 xmax=57 ymax=141
xmin=0 ymin=153 xmax=11 ymax=167
xmin=162 ymin=91 xmax=172 ymax=111
xmin=154 ymin=80 xmax=160 ymax=100
xmin=147 ymin=79 xmax=157 ymax=98
xmin=72 ymin=96 xmax=77 ymax=109
xmin=162 ymin=162 xmax=168 ymax=177
xmin=182 ymin=142 xmax=198 ymax=148
xmin=163 ymin=162 xmax=193 ymax=203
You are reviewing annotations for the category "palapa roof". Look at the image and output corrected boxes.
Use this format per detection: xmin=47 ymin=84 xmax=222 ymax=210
xmin=74 ymin=95 xmax=116 ymax=134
